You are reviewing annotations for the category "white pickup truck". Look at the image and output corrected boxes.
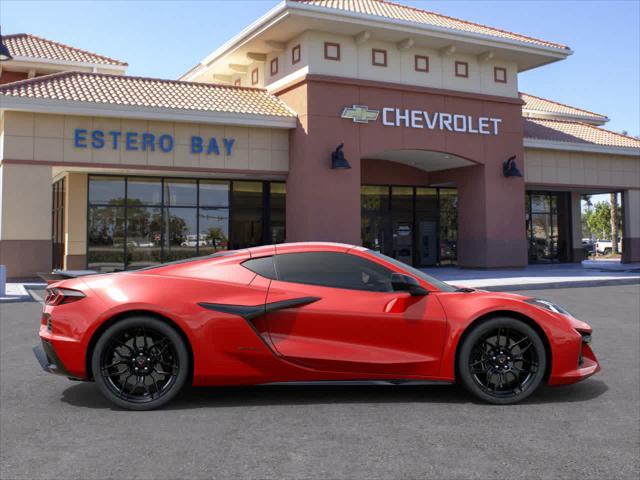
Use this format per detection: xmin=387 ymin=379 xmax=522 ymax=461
xmin=594 ymin=239 xmax=622 ymax=255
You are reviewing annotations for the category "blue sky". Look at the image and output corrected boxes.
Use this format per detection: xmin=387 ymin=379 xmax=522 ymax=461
xmin=2 ymin=0 xmax=639 ymax=136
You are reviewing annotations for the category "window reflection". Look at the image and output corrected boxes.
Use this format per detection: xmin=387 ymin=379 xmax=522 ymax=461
xmin=199 ymin=208 xmax=229 ymax=255
xmin=126 ymin=207 xmax=163 ymax=269
xmin=164 ymin=180 xmax=197 ymax=207
xmin=88 ymin=206 xmax=125 ymax=272
xmin=128 ymin=177 xmax=162 ymax=206
xmin=200 ymin=180 xmax=230 ymax=207
xmin=89 ymin=176 xmax=125 ymax=205
xmin=87 ymin=176 xmax=284 ymax=272
xmin=164 ymin=208 xmax=198 ymax=261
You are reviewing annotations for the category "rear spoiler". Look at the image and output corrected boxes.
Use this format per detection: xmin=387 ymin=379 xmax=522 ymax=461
xmin=38 ymin=270 xmax=100 ymax=285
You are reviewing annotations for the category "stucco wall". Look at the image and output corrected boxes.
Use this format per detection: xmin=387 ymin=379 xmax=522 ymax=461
xmin=198 ymin=30 xmax=518 ymax=99
xmin=524 ymin=148 xmax=640 ymax=189
xmin=1 ymin=111 xmax=289 ymax=173
xmin=277 ymin=75 xmax=527 ymax=268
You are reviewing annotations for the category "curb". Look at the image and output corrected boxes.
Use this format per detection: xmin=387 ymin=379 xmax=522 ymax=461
xmin=476 ymin=278 xmax=640 ymax=292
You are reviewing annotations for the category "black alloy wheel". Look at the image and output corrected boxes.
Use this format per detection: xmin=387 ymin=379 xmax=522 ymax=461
xmin=458 ymin=317 xmax=546 ymax=404
xmin=92 ymin=316 xmax=189 ymax=410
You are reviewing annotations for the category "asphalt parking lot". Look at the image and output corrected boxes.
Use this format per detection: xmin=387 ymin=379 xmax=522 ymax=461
xmin=1 ymin=284 xmax=639 ymax=480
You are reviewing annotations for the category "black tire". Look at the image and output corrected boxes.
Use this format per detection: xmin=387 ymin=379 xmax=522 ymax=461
xmin=458 ymin=317 xmax=547 ymax=405
xmin=603 ymin=248 xmax=612 ymax=256
xmin=92 ymin=316 xmax=189 ymax=410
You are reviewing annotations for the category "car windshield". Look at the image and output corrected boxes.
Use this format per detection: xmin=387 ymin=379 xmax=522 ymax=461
xmin=365 ymin=250 xmax=457 ymax=292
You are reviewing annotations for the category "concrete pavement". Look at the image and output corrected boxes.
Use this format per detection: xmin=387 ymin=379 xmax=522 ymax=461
xmin=1 ymin=284 xmax=638 ymax=479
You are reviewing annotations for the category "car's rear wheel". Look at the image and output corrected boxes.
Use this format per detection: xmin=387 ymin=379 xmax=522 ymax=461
xmin=458 ymin=317 xmax=546 ymax=405
xmin=91 ymin=316 xmax=189 ymax=410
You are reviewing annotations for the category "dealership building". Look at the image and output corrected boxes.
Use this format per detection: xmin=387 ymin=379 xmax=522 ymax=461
xmin=1 ymin=0 xmax=639 ymax=279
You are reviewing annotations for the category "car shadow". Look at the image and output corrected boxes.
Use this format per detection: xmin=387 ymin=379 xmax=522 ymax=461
xmin=60 ymin=379 xmax=608 ymax=411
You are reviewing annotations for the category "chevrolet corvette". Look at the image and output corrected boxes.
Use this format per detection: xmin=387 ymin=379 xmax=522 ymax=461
xmin=34 ymin=242 xmax=600 ymax=410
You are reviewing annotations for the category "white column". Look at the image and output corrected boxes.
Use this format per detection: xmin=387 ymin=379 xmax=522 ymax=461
xmin=622 ymin=189 xmax=640 ymax=263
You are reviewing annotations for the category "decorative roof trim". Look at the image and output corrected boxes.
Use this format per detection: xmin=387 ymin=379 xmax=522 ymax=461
xmin=7 ymin=55 xmax=128 ymax=72
xmin=291 ymin=0 xmax=569 ymax=50
xmin=522 ymin=110 xmax=608 ymax=126
xmin=524 ymin=138 xmax=640 ymax=157
xmin=520 ymin=92 xmax=608 ymax=120
xmin=0 ymin=96 xmax=297 ymax=129
xmin=181 ymin=0 xmax=571 ymax=80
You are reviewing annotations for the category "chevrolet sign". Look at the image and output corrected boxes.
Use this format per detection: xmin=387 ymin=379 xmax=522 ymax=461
xmin=341 ymin=105 xmax=380 ymax=123
xmin=340 ymin=104 xmax=502 ymax=135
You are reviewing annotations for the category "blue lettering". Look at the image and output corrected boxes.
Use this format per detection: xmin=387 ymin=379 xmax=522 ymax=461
xmin=91 ymin=130 xmax=105 ymax=149
xmin=141 ymin=133 xmax=155 ymax=151
xmin=223 ymin=138 xmax=235 ymax=155
xmin=125 ymin=132 xmax=138 ymax=151
xmin=207 ymin=138 xmax=220 ymax=155
xmin=158 ymin=134 xmax=174 ymax=153
xmin=74 ymin=129 xmax=88 ymax=148
xmin=108 ymin=131 xmax=121 ymax=149
xmin=191 ymin=136 xmax=203 ymax=154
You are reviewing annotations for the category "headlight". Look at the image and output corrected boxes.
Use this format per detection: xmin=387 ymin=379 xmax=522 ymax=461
xmin=524 ymin=298 xmax=572 ymax=316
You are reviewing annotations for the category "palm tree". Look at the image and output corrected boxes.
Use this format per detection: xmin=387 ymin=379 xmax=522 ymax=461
xmin=610 ymin=192 xmax=619 ymax=255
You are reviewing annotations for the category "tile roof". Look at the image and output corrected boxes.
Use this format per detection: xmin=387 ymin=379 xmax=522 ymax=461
xmin=0 ymin=71 xmax=297 ymax=118
xmin=292 ymin=0 xmax=569 ymax=50
xmin=3 ymin=33 xmax=127 ymax=67
xmin=523 ymin=118 xmax=640 ymax=149
xmin=520 ymin=93 xmax=608 ymax=121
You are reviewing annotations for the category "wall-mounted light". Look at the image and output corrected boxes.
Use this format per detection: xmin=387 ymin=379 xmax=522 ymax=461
xmin=0 ymin=27 xmax=13 ymax=62
xmin=331 ymin=143 xmax=351 ymax=169
xmin=502 ymin=155 xmax=522 ymax=178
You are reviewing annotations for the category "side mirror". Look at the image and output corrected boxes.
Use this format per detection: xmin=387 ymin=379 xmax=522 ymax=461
xmin=391 ymin=273 xmax=428 ymax=296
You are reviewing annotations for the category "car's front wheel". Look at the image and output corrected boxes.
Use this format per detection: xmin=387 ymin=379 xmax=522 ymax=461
xmin=458 ymin=317 xmax=547 ymax=404
xmin=91 ymin=316 xmax=189 ymax=410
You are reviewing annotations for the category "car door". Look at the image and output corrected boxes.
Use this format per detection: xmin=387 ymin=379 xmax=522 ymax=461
xmin=264 ymin=250 xmax=447 ymax=377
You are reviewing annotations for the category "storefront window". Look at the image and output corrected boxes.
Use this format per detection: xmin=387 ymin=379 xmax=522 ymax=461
xmin=87 ymin=205 xmax=125 ymax=272
xmin=164 ymin=179 xmax=197 ymax=207
xmin=526 ymin=192 xmax=570 ymax=263
xmin=89 ymin=176 xmax=125 ymax=205
xmin=126 ymin=206 xmax=163 ymax=269
xmin=361 ymin=186 xmax=390 ymax=254
xmin=415 ymin=188 xmax=438 ymax=266
xmin=127 ymin=177 xmax=162 ymax=205
xmin=163 ymin=207 xmax=198 ymax=262
xmin=199 ymin=208 xmax=229 ymax=255
xmin=200 ymin=180 xmax=230 ymax=207
xmin=87 ymin=176 xmax=284 ymax=272
xmin=230 ymin=181 xmax=263 ymax=249
xmin=361 ymin=185 xmax=457 ymax=267
xmin=438 ymin=189 xmax=458 ymax=265
xmin=270 ymin=183 xmax=286 ymax=244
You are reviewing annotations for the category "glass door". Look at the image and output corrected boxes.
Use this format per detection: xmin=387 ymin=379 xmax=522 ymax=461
xmin=526 ymin=192 xmax=570 ymax=263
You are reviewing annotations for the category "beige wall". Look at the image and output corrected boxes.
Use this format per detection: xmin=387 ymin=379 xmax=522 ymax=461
xmin=300 ymin=31 xmax=518 ymax=97
xmin=0 ymin=162 xmax=52 ymax=240
xmin=197 ymin=30 xmax=519 ymax=98
xmin=65 ymin=172 xmax=88 ymax=261
xmin=524 ymin=148 xmax=640 ymax=189
xmin=1 ymin=112 xmax=289 ymax=172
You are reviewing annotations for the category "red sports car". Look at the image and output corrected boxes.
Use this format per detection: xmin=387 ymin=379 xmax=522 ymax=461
xmin=34 ymin=242 xmax=600 ymax=410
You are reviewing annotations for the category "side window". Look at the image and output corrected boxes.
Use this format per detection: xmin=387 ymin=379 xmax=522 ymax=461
xmin=242 ymin=257 xmax=276 ymax=279
xmin=274 ymin=252 xmax=392 ymax=292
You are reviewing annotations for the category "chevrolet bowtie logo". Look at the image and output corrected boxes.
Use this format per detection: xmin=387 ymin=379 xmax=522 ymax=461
xmin=341 ymin=105 xmax=380 ymax=124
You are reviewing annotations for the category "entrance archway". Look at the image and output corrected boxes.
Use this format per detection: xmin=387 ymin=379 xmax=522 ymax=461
xmin=360 ymin=149 xmax=476 ymax=267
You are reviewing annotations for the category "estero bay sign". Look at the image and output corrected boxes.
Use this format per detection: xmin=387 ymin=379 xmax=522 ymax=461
xmin=74 ymin=129 xmax=236 ymax=155
xmin=341 ymin=105 xmax=503 ymax=135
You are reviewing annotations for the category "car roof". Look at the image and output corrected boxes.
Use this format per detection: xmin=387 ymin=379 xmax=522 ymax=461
xmin=248 ymin=242 xmax=358 ymax=257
